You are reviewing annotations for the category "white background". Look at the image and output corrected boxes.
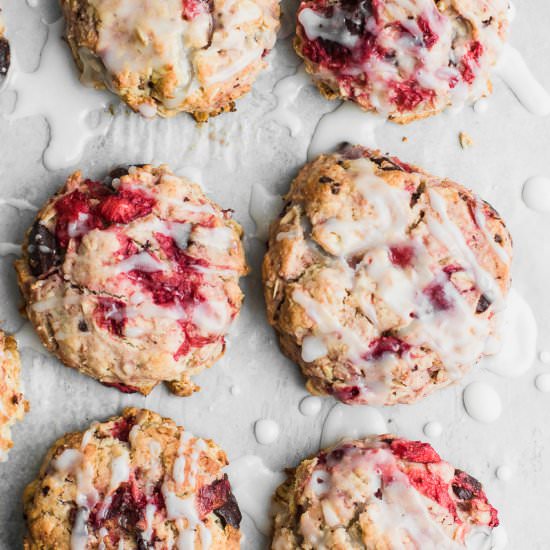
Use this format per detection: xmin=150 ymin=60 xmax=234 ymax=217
xmin=0 ymin=0 xmax=549 ymax=548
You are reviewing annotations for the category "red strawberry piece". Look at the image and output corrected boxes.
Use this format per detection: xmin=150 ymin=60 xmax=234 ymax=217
xmin=423 ymin=281 xmax=453 ymax=311
xmin=363 ymin=336 xmax=411 ymax=361
xmin=389 ymin=245 xmax=415 ymax=268
xmin=390 ymin=439 xmax=441 ymax=463
xmin=98 ymin=188 xmax=155 ymax=224
xmin=95 ymin=297 xmax=127 ymax=337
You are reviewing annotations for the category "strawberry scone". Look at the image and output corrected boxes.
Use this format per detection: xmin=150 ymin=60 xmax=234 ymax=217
xmin=60 ymin=0 xmax=280 ymax=120
xmin=23 ymin=408 xmax=242 ymax=549
xmin=272 ymin=435 xmax=500 ymax=548
xmin=262 ymin=146 xmax=512 ymax=405
xmin=16 ymin=165 xmax=248 ymax=396
xmin=0 ymin=330 xmax=28 ymax=461
xmin=294 ymin=0 xmax=509 ymax=122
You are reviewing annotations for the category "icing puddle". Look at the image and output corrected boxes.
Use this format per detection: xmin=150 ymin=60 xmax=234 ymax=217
xmin=2 ymin=18 xmax=114 ymax=170
xmin=308 ymin=102 xmax=385 ymax=160
xmin=224 ymin=455 xmax=285 ymax=535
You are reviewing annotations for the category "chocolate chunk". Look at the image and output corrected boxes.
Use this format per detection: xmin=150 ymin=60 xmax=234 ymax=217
xmin=78 ymin=320 xmax=89 ymax=332
xmin=28 ymin=222 xmax=62 ymax=277
xmin=453 ymin=484 xmax=473 ymax=500
xmin=0 ymin=37 xmax=10 ymax=76
xmin=214 ymin=491 xmax=242 ymax=529
xmin=476 ymin=294 xmax=491 ymax=314
xmin=410 ymin=182 xmax=426 ymax=208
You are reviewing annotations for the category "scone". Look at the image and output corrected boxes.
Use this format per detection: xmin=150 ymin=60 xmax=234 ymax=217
xmin=262 ymin=145 xmax=512 ymax=405
xmin=272 ymin=435 xmax=499 ymax=549
xmin=23 ymin=408 xmax=242 ymax=549
xmin=0 ymin=331 xmax=28 ymax=461
xmin=294 ymin=0 xmax=509 ymax=122
xmin=60 ymin=0 xmax=280 ymax=119
xmin=16 ymin=165 xmax=248 ymax=396
xmin=0 ymin=11 xmax=10 ymax=78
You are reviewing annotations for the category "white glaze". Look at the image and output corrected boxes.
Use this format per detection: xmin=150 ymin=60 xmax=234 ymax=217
xmin=299 ymin=396 xmax=322 ymax=417
xmin=522 ymin=176 xmax=550 ymax=213
xmin=224 ymin=455 xmax=285 ymax=535
xmin=481 ymin=289 xmax=537 ymax=378
xmin=495 ymin=44 xmax=550 ymax=116
xmin=463 ymin=382 xmax=502 ymax=423
xmin=254 ymin=418 xmax=280 ymax=445
xmin=4 ymin=19 xmax=113 ymax=170
xmin=320 ymin=403 xmax=387 ymax=448
xmin=248 ymin=183 xmax=282 ymax=240
xmin=0 ymin=243 xmax=21 ymax=256
xmin=495 ymin=465 xmax=512 ymax=481
xmin=267 ymin=65 xmax=311 ymax=136
xmin=423 ymin=421 xmax=443 ymax=439
xmin=539 ymin=351 xmax=550 ymax=365
xmin=307 ymin=102 xmax=384 ymax=160
xmin=535 ymin=373 xmax=550 ymax=393
xmin=473 ymin=98 xmax=489 ymax=114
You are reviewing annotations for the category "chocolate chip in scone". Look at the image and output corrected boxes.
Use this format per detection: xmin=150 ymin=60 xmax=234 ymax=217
xmin=28 ymin=222 xmax=63 ymax=277
xmin=476 ymin=294 xmax=491 ymax=314
xmin=214 ymin=491 xmax=242 ymax=529
xmin=0 ymin=37 xmax=10 ymax=76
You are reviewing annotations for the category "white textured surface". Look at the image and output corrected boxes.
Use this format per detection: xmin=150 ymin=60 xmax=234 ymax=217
xmin=0 ymin=1 xmax=549 ymax=548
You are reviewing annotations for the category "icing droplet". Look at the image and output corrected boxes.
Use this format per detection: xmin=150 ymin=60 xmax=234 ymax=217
xmin=473 ymin=98 xmax=489 ymax=114
xmin=535 ymin=373 xmax=550 ymax=393
xmin=308 ymin=102 xmax=385 ymax=160
xmin=254 ymin=418 xmax=280 ymax=445
xmin=299 ymin=396 xmax=322 ymax=417
xmin=248 ymin=183 xmax=282 ymax=241
xmin=522 ymin=176 xmax=550 ymax=213
xmin=539 ymin=350 xmax=550 ymax=365
xmin=224 ymin=455 xmax=285 ymax=535
xmin=495 ymin=465 xmax=512 ymax=481
xmin=267 ymin=65 xmax=310 ymax=136
xmin=321 ymin=404 xmax=387 ymax=448
xmin=229 ymin=384 xmax=241 ymax=396
xmin=481 ymin=289 xmax=537 ymax=378
xmin=495 ymin=44 xmax=550 ymax=116
xmin=463 ymin=382 xmax=502 ymax=423
xmin=423 ymin=421 xmax=443 ymax=439
xmin=4 ymin=19 xmax=113 ymax=170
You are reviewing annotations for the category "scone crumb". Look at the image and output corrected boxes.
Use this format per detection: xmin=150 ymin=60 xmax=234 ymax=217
xmin=459 ymin=131 xmax=474 ymax=149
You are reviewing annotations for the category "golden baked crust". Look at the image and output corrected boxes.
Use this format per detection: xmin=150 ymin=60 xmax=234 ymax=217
xmin=60 ymin=0 xmax=280 ymax=119
xmin=0 ymin=331 xmax=28 ymax=461
xmin=24 ymin=408 xmax=242 ymax=549
xmin=294 ymin=0 xmax=508 ymax=123
xmin=15 ymin=165 xmax=248 ymax=396
xmin=271 ymin=435 xmax=499 ymax=548
xmin=262 ymin=146 xmax=512 ymax=405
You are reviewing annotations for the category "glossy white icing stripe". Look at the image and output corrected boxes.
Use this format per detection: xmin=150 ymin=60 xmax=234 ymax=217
xmin=427 ymin=188 xmax=502 ymax=304
xmin=299 ymin=8 xmax=359 ymax=49
xmin=162 ymin=430 xmax=212 ymax=549
xmin=495 ymin=44 xmax=550 ymax=116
